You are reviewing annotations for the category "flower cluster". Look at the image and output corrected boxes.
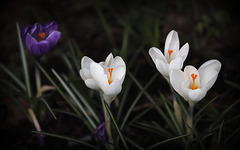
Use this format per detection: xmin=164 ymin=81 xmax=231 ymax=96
xmin=149 ymin=30 xmax=221 ymax=105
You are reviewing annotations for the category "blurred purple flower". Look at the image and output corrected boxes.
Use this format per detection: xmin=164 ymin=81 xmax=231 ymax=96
xmin=94 ymin=122 xmax=108 ymax=141
xmin=21 ymin=21 xmax=61 ymax=56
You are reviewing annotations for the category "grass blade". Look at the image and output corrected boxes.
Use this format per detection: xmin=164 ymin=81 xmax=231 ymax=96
xmin=0 ymin=63 xmax=26 ymax=91
xmin=35 ymin=62 xmax=92 ymax=129
xmin=128 ymin=72 xmax=172 ymax=127
xmin=40 ymin=97 xmax=57 ymax=120
xmin=195 ymin=96 xmax=219 ymax=119
xmin=120 ymin=73 xmax=158 ymax=130
xmin=33 ymin=131 xmax=98 ymax=149
xmin=104 ymin=101 xmax=128 ymax=150
xmin=147 ymin=134 xmax=190 ymax=150
xmin=16 ymin=22 xmax=32 ymax=97
xmin=52 ymin=69 xmax=96 ymax=129
xmin=63 ymin=75 xmax=100 ymax=124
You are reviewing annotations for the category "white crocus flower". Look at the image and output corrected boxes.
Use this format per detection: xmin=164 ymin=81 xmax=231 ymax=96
xmin=149 ymin=30 xmax=189 ymax=81
xmin=170 ymin=59 xmax=221 ymax=106
xmin=80 ymin=53 xmax=126 ymax=104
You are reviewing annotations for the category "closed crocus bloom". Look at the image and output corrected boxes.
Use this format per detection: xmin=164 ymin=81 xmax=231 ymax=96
xmin=149 ymin=30 xmax=189 ymax=80
xmin=170 ymin=59 xmax=221 ymax=106
xmin=80 ymin=53 xmax=126 ymax=104
xmin=21 ymin=21 xmax=61 ymax=56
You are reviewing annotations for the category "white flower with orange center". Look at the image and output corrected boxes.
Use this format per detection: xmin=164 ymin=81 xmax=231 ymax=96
xmin=149 ymin=30 xmax=189 ymax=81
xmin=80 ymin=53 xmax=126 ymax=104
xmin=170 ymin=59 xmax=221 ymax=106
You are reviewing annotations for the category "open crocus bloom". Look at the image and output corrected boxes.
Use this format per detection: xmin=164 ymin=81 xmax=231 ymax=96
xmin=80 ymin=53 xmax=126 ymax=104
xmin=170 ymin=59 xmax=221 ymax=106
xmin=21 ymin=21 xmax=61 ymax=56
xmin=149 ymin=30 xmax=189 ymax=80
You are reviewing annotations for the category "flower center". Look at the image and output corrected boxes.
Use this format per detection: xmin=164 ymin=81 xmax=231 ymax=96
xmin=168 ymin=50 xmax=173 ymax=64
xmin=108 ymin=68 xmax=113 ymax=85
xmin=38 ymin=32 xmax=46 ymax=42
xmin=191 ymin=73 xmax=198 ymax=90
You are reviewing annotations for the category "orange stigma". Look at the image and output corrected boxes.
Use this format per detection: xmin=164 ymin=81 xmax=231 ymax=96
xmin=108 ymin=68 xmax=113 ymax=85
xmin=191 ymin=73 xmax=198 ymax=90
xmin=168 ymin=50 xmax=173 ymax=64
xmin=38 ymin=32 xmax=45 ymax=42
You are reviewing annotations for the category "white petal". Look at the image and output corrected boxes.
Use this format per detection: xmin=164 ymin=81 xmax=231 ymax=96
xmin=165 ymin=30 xmax=179 ymax=58
xmin=187 ymin=88 xmax=207 ymax=102
xmin=181 ymin=80 xmax=191 ymax=101
xmin=81 ymin=56 xmax=94 ymax=69
xmin=81 ymin=68 xmax=91 ymax=79
xmin=178 ymin=43 xmax=189 ymax=62
xmin=198 ymin=59 xmax=221 ymax=74
xmin=155 ymin=59 xmax=169 ymax=79
xmin=164 ymin=30 xmax=175 ymax=55
xmin=103 ymin=79 xmax=122 ymax=104
xmin=111 ymin=56 xmax=126 ymax=68
xmin=169 ymin=57 xmax=183 ymax=70
xmin=90 ymin=62 xmax=109 ymax=91
xmin=104 ymin=53 xmax=113 ymax=67
xmin=85 ymin=78 xmax=99 ymax=90
xmin=112 ymin=66 xmax=126 ymax=83
xmin=200 ymin=70 xmax=218 ymax=91
xmin=184 ymin=65 xmax=200 ymax=87
xmin=149 ymin=47 xmax=166 ymax=64
xmin=198 ymin=59 xmax=221 ymax=90
xmin=79 ymin=69 xmax=86 ymax=80
xmin=170 ymin=70 xmax=186 ymax=99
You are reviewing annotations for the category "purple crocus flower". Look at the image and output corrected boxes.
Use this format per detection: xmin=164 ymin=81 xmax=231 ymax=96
xmin=94 ymin=122 xmax=108 ymax=141
xmin=21 ymin=21 xmax=61 ymax=56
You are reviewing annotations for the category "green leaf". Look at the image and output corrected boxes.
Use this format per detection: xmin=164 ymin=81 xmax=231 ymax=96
xmin=120 ymin=72 xmax=158 ymax=130
xmin=62 ymin=74 xmax=100 ymax=124
xmin=33 ymin=131 xmax=98 ymax=149
xmin=40 ymin=98 xmax=57 ymax=120
xmin=125 ymin=136 xmax=145 ymax=150
xmin=16 ymin=22 xmax=32 ymax=97
xmin=52 ymin=69 xmax=96 ymax=129
xmin=0 ymin=63 xmax=25 ymax=91
xmin=35 ymin=62 xmax=94 ymax=130
xmin=194 ymin=96 xmax=219 ymax=120
xmin=147 ymin=134 xmax=190 ymax=150
xmin=104 ymin=101 xmax=129 ymax=150
xmin=159 ymin=92 xmax=183 ymax=135
xmin=132 ymin=121 xmax=172 ymax=138
xmin=128 ymin=72 xmax=172 ymax=127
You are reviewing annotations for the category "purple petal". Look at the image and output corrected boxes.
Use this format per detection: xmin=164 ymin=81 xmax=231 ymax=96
xmin=43 ymin=21 xmax=58 ymax=30
xmin=30 ymin=41 xmax=51 ymax=56
xmin=21 ymin=25 xmax=31 ymax=44
xmin=25 ymin=33 xmax=38 ymax=52
xmin=94 ymin=122 xmax=108 ymax=141
xmin=43 ymin=21 xmax=58 ymax=36
xmin=30 ymin=23 xmax=43 ymax=40
xmin=45 ymin=31 xmax=61 ymax=49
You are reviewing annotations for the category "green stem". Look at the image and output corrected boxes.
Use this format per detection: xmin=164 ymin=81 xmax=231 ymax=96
xmin=99 ymin=92 xmax=114 ymax=150
xmin=171 ymin=85 xmax=183 ymax=130
xmin=187 ymin=103 xmax=194 ymax=138
xmin=28 ymin=108 xmax=44 ymax=145
xmin=35 ymin=65 xmax=41 ymax=94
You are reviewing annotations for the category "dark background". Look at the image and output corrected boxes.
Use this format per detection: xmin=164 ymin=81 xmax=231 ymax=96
xmin=0 ymin=0 xmax=240 ymax=149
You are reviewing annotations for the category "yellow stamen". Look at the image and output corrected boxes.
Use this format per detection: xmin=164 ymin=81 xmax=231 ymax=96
xmin=38 ymin=32 xmax=45 ymax=42
xmin=191 ymin=73 xmax=198 ymax=90
xmin=108 ymin=68 xmax=113 ymax=85
xmin=168 ymin=50 xmax=173 ymax=64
